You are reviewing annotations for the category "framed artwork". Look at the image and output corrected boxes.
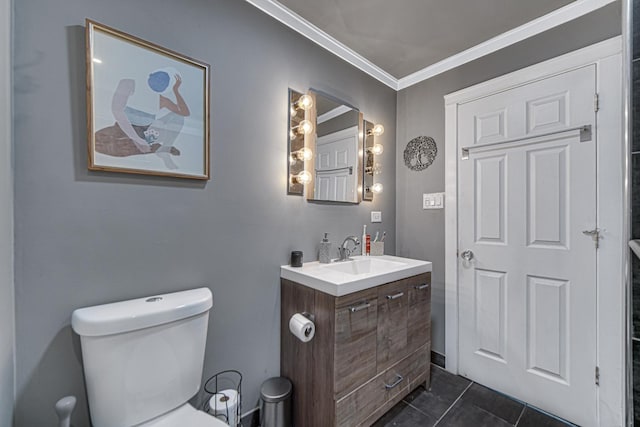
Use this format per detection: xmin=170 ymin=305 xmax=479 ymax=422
xmin=86 ymin=19 xmax=210 ymax=180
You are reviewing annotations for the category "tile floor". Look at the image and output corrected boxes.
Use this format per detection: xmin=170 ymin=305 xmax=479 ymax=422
xmin=373 ymin=365 xmax=576 ymax=427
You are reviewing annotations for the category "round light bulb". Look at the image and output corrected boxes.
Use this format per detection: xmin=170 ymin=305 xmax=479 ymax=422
xmin=372 ymin=143 xmax=384 ymax=156
xmin=299 ymin=147 xmax=313 ymax=161
xmin=289 ymin=129 xmax=297 ymax=140
xmin=371 ymin=182 xmax=383 ymax=194
xmin=296 ymin=170 xmax=312 ymax=184
xmin=372 ymin=124 xmax=385 ymax=136
xmin=298 ymin=120 xmax=314 ymax=135
xmin=297 ymin=94 xmax=314 ymax=111
xmin=290 ymin=105 xmax=298 ymax=117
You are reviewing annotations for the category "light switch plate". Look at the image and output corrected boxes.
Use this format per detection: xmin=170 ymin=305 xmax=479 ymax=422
xmin=423 ymin=193 xmax=445 ymax=210
xmin=371 ymin=211 xmax=382 ymax=223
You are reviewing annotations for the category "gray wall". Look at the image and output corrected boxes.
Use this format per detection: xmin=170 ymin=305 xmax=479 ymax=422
xmin=0 ymin=0 xmax=14 ymax=426
xmin=395 ymin=1 xmax=622 ymax=355
xmin=12 ymin=0 xmax=396 ymax=425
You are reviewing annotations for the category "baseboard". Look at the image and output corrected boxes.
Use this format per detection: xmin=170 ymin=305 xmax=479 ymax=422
xmin=431 ymin=350 xmax=446 ymax=368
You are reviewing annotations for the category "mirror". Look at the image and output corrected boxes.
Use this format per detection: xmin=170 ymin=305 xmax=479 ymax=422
xmin=307 ymin=90 xmax=363 ymax=203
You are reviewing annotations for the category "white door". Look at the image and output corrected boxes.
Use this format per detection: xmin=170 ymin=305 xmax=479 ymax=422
xmin=315 ymin=126 xmax=358 ymax=202
xmin=457 ymin=65 xmax=597 ymax=427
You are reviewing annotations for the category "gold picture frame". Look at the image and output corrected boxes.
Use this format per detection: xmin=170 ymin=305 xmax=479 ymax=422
xmin=86 ymin=19 xmax=210 ymax=180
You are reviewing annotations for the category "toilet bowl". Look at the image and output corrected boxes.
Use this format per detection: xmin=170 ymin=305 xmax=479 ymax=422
xmin=72 ymin=288 xmax=226 ymax=427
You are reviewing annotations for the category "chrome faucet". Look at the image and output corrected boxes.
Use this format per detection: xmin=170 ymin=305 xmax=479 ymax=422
xmin=336 ymin=236 xmax=360 ymax=262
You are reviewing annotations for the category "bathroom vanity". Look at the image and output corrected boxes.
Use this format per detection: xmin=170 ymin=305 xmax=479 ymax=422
xmin=281 ymin=256 xmax=432 ymax=426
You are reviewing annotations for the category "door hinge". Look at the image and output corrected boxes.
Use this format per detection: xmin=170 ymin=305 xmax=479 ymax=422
xmin=594 ymin=93 xmax=600 ymax=112
xmin=595 ymin=366 xmax=600 ymax=386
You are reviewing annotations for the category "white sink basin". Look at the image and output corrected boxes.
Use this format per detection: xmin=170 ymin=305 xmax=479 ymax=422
xmin=323 ymin=257 xmax=407 ymax=275
xmin=281 ymin=255 xmax=432 ymax=296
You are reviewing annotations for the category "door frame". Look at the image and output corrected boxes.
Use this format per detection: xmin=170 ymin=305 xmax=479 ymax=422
xmin=0 ymin=0 xmax=15 ymax=425
xmin=444 ymin=36 xmax=624 ymax=426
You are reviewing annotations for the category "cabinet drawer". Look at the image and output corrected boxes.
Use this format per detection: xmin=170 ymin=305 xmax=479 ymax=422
xmin=382 ymin=345 xmax=429 ymax=403
xmin=335 ymin=295 xmax=378 ymax=397
xmin=377 ymin=280 xmax=408 ymax=373
xmin=339 ymin=346 xmax=430 ymax=427
xmin=407 ymin=273 xmax=431 ymax=353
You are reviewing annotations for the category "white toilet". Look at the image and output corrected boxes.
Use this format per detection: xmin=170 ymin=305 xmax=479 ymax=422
xmin=72 ymin=287 xmax=228 ymax=427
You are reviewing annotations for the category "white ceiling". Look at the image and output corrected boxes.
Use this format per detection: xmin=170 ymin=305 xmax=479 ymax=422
xmin=245 ymin=0 xmax=618 ymax=90
xmin=277 ymin=0 xmax=574 ymax=79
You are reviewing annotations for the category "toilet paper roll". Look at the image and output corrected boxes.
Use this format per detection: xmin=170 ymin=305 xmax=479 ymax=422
xmin=289 ymin=313 xmax=315 ymax=342
xmin=208 ymin=389 xmax=238 ymax=426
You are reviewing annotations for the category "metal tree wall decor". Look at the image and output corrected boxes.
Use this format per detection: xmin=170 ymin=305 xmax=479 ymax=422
xmin=404 ymin=136 xmax=437 ymax=171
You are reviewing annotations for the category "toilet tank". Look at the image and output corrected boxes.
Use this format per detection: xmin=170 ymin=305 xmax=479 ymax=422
xmin=72 ymin=288 xmax=213 ymax=427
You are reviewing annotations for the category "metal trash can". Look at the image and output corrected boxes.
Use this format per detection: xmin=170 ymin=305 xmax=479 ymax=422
xmin=260 ymin=377 xmax=292 ymax=427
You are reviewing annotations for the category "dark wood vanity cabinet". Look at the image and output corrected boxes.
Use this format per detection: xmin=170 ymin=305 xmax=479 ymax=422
xmin=281 ymin=272 xmax=431 ymax=427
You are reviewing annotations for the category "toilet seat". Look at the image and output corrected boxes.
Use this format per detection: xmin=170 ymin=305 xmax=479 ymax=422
xmin=138 ymin=403 xmax=229 ymax=427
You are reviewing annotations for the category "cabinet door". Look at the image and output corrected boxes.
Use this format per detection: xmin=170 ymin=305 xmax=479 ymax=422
xmin=334 ymin=289 xmax=378 ymax=397
xmin=377 ymin=280 xmax=408 ymax=373
xmin=407 ymin=273 xmax=431 ymax=353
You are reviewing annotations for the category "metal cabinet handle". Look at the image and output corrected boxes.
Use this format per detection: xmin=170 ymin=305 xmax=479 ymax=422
xmin=384 ymin=374 xmax=404 ymax=389
xmin=386 ymin=292 xmax=404 ymax=300
xmin=349 ymin=301 xmax=371 ymax=313
xmin=414 ymin=284 xmax=429 ymax=290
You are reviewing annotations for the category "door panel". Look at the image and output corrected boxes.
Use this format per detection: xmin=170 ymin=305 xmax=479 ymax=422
xmin=526 ymin=275 xmax=569 ymax=384
xmin=527 ymin=145 xmax=568 ymax=248
xmin=475 ymin=155 xmax=507 ymax=244
xmin=473 ymin=268 xmax=507 ymax=363
xmin=457 ymin=65 xmax=597 ymax=427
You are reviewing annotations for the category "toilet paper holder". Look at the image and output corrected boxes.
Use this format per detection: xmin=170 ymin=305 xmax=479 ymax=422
xmin=202 ymin=369 xmax=242 ymax=427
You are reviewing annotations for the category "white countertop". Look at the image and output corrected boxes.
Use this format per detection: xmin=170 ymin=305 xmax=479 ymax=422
xmin=281 ymin=255 xmax=432 ymax=297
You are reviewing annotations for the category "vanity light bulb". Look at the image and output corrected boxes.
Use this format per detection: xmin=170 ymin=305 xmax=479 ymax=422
xmin=296 ymin=170 xmax=312 ymax=184
xmin=372 ymin=124 xmax=385 ymax=136
xmin=298 ymin=147 xmax=313 ymax=161
xmin=289 ymin=129 xmax=297 ymax=140
xmin=296 ymin=94 xmax=314 ymax=111
xmin=298 ymin=120 xmax=314 ymax=135
xmin=290 ymin=105 xmax=298 ymax=117
xmin=372 ymin=143 xmax=384 ymax=156
xmin=371 ymin=183 xmax=384 ymax=194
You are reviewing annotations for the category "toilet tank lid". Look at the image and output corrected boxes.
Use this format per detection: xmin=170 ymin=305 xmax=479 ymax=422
xmin=71 ymin=287 xmax=213 ymax=337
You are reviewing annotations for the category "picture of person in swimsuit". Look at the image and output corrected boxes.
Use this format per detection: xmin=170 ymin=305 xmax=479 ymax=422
xmin=94 ymin=67 xmax=190 ymax=170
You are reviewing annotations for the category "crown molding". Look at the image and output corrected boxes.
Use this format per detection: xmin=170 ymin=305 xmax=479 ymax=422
xmin=245 ymin=0 xmax=399 ymax=90
xmin=246 ymin=0 xmax=618 ymax=92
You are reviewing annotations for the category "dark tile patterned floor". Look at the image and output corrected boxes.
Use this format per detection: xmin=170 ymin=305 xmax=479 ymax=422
xmin=373 ymin=365 xmax=576 ymax=427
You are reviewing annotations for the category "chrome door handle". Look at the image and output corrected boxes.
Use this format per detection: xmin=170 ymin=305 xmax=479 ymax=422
xmin=460 ymin=250 xmax=474 ymax=261
xmin=582 ymin=228 xmax=602 ymax=248
xmin=384 ymin=374 xmax=404 ymax=389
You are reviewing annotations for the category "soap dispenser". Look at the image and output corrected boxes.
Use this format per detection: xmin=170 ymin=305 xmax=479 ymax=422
xmin=319 ymin=233 xmax=331 ymax=264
